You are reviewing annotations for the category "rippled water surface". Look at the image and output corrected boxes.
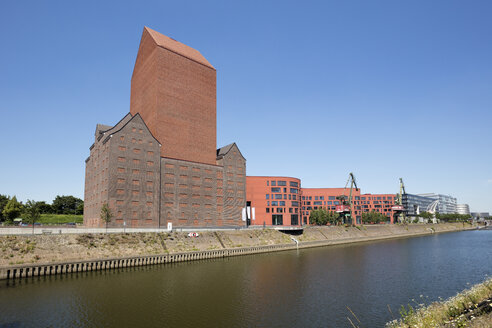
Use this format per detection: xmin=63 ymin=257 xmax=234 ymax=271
xmin=1 ymin=230 xmax=491 ymax=327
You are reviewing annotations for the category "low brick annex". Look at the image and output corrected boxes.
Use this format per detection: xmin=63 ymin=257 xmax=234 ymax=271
xmin=84 ymin=27 xmax=246 ymax=228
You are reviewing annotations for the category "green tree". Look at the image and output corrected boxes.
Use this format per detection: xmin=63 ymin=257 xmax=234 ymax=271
xmin=75 ymin=202 xmax=84 ymax=215
xmin=327 ymin=210 xmax=341 ymax=225
xmin=436 ymin=213 xmax=471 ymax=223
xmin=0 ymin=194 xmax=10 ymax=221
xmin=309 ymin=208 xmax=341 ymax=226
xmin=3 ymin=196 xmax=23 ymax=224
xmin=309 ymin=208 xmax=328 ymax=225
xmin=52 ymin=195 xmax=83 ymax=215
xmin=361 ymin=211 xmax=388 ymax=224
xmin=24 ymin=200 xmax=40 ymax=234
xmin=36 ymin=201 xmax=53 ymax=214
xmin=100 ymin=203 xmax=113 ymax=232
xmin=419 ymin=211 xmax=433 ymax=221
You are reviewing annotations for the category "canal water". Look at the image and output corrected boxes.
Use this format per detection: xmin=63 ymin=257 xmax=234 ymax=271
xmin=1 ymin=230 xmax=491 ymax=327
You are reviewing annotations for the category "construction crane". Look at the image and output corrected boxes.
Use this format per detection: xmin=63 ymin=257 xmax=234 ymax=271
xmin=391 ymin=178 xmax=406 ymax=223
xmin=336 ymin=172 xmax=359 ymax=225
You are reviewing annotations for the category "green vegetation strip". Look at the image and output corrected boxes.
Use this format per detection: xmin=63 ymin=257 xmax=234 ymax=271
xmin=386 ymin=277 xmax=492 ymax=327
xmin=38 ymin=214 xmax=83 ymax=225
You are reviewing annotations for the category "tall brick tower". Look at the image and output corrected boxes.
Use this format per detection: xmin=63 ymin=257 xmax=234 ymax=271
xmin=84 ymin=27 xmax=246 ymax=229
xmin=130 ymin=27 xmax=217 ymax=165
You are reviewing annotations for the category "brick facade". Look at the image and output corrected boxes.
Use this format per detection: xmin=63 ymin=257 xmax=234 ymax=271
xmin=130 ymin=27 xmax=217 ymax=166
xmin=245 ymin=181 xmax=398 ymax=226
xmin=246 ymin=176 xmax=301 ymax=227
xmin=84 ymin=27 xmax=245 ymax=228
xmin=301 ymin=188 xmax=362 ymax=225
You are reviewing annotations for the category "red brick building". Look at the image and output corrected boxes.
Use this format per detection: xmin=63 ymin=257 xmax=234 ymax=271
xmin=130 ymin=27 xmax=217 ymax=166
xmin=84 ymin=27 xmax=246 ymax=228
xmin=301 ymin=188 xmax=362 ymax=225
xmin=246 ymin=179 xmax=397 ymax=226
xmin=355 ymin=194 xmax=396 ymax=223
xmin=246 ymin=177 xmax=301 ymax=227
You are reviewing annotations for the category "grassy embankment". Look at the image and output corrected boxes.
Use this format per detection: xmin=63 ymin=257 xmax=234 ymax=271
xmin=0 ymin=223 xmax=470 ymax=268
xmin=386 ymin=277 xmax=492 ymax=328
xmin=38 ymin=214 xmax=83 ymax=225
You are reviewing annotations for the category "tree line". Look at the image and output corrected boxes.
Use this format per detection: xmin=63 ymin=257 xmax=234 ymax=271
xmin=0 ymin=195 xmax=83 ymax=224
xmin=309 ymin=208 xmax=474 ymax=226
xmin=417 ymin=212 xmax=471 ymax=223
xmin=309 ymin=208 xmax=390 ymax=225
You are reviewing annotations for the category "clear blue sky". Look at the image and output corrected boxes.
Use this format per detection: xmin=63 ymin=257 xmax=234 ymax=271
xmin=0 ymin=1 xmax=491 ymax=212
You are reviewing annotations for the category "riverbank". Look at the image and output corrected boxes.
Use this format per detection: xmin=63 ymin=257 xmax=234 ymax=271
xmin=386 ymin=277 xmax=492 ymax=328
xmin=0 ymin=223 xmax=473 ymax=280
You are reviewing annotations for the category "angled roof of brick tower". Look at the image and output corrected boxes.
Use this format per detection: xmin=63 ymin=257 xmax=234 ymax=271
xmin=130 ymin=27 xmax=217 ymax=165
xmin=143 ymin=27 xmax=214 ymax=69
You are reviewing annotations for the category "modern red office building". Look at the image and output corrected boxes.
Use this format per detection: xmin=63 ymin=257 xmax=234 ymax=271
xmin=356 ymin=194 xmax=397 ymax=223
xmin=246 ymin=177 xmax=302 ymax=227
xmin=301 ymin=188 xmax=362 ymax=225
xmin=246 ymin=178 xmax=397 ymax=227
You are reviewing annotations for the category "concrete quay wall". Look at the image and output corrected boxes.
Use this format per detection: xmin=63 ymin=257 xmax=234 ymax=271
xmin=0 ymin=223 xmax=473 ymax=281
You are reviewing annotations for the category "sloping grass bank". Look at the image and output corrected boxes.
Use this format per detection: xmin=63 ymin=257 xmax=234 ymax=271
xmin=0 ymin=223 xmax=470 ymax=268
xmin=386 ymin=277 xmax=492 ymax=328
xmin=38 ymin=214 xmax=83 ymax=225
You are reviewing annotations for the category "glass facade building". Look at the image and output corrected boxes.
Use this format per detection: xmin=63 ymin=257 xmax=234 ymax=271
xmin=417 ymin=193 xmax=457 ymax=214
xmin=402 ymin=194 xmax=434 ymax=216
xmin=456 ymin=204 xmax=470 ymax=215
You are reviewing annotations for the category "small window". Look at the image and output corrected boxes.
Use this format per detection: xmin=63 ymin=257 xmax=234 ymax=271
xmin=266 ymin=194 xmax=269 ymax=199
